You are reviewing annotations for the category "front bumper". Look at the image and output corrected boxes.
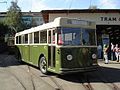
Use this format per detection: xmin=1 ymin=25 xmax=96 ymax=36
xmin=59 ymin=65 xmax=99 ymax=74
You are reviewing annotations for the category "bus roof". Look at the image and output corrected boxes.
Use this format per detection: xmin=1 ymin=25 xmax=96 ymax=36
xmin=15 ymin=17 xmax=95 ymax=36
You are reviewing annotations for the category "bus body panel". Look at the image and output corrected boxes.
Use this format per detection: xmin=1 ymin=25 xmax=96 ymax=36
xmin=20 ymin=45 xmax=29 ymax=62
xmin=58 ymin=47 xmax=98 ymax=74
xmin=48 ymin=47 xmax=62 ymax=74
xmin=60 ymin=47 xmax=97 ymax=68
xmin=17 ymin=45 xmax=98 ymax=74
xmin=48 ymin=46 xmax=98 ymax=74
xmin=29 ymin=45 xmax=48 ymax=66
xmin=54 ymin=48 xmax=62 ymax=73
xmin=17 ymin=45 xmax=23 ymax=59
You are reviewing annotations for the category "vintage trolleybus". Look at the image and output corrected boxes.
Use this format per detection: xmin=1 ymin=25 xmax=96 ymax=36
xmin=15 ymin=17 xmax=98 ymax=74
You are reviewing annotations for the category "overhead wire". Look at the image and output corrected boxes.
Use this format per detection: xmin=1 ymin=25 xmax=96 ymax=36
xmin=67 ymin=0 xmax=74 ymax=16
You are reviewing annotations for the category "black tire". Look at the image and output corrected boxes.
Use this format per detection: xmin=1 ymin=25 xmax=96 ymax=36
xmin=39 ymin=57 xmax=48 ymax=74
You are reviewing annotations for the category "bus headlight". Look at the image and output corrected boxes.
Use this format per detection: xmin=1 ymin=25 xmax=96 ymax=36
xmin=92 ymin=54 xmax=97 ymax=59
xmin=67 ymin=55 xmax=73 ymax=61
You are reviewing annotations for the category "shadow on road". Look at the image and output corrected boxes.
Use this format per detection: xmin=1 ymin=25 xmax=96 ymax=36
xmin=0 ymin=53 xmax=23 ymax=67
xmin=0 ymin=53 xmax=120 ymax=84
xmin=57 ymin=66 xmax=120 ymax=83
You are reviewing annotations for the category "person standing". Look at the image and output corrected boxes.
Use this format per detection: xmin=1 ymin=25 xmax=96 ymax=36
xmin=114 ymin=44 xmax=120 ymax=62
xmin=103 ymin=44 xmax=109 ymax=64
xmin=97 ymin=44 xmax=102 ymax=59
xmin=111 ymin=43 xmax=115 ymax=60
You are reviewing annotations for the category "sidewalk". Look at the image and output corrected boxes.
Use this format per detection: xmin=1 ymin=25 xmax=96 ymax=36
xmin=98 ymin=59 xmax=120 ymax=69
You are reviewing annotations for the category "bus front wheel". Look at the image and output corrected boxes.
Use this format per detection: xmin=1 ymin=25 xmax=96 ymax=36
xmin=39 ymin=57 xmax=48 ymax=74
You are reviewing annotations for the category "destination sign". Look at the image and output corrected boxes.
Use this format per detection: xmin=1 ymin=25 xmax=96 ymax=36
xmin=67 ymin=19 xmax=91 ymax=26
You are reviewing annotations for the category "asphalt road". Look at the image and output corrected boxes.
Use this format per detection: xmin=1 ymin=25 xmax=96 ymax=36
xmin=0 ymin=53 xmax=120 ymax=90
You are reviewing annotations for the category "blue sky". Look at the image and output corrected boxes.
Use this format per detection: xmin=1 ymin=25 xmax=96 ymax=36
xmin=0 ymin=0 xmax=120 ymax=12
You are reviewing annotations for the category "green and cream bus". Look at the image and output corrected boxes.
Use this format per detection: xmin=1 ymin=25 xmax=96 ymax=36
xmin=15 ymin=17 xmax=98 ymax=74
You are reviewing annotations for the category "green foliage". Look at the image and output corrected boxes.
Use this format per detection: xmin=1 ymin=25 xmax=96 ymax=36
xmin=0 ymin=22 xmax=9 ymax=42
xmin=4 ymin=1 xmax=23 ymax=33
xmin=0 ymin=23 xmax=9 ymax=37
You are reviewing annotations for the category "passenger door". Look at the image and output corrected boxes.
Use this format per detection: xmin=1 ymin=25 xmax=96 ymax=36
xmin=48 ymin=29 xmax=56 ymax=68
xmin=21 ymin=34 xmax=30 ymax=62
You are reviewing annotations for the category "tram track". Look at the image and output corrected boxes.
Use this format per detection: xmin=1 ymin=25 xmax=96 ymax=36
xmin=16 ymin=64 xmax=57 ymax=90
xmin=77 ymin=73 xmax=94 ymax=90
xmin=19 ymin=63 xmax=120 ymax=90
xmin=16 ymin=62 xmax=96 ymax=90
xmin=1 ymin=55 xmax=120 ymax=90
xmin=1 ymin=55 xmax=63 ymax=90
xmin=27 ymin=66 xmax=36 ymax=90
xmin=0 ymin=55 xmax=56 ymax=90
xmin=27 ymin=66 xmax=64 ymax=90
xmin=49 ymin=76 xmax=64 ymax=90
xmin=1 ymin=56 xmax=36 ymax=90
xmin=0 ymin=55 xmax=27 ymax=90
xmin=4 ymin=65 xmax=38 ymax=90
xmin=95 ymin=67 xmax=120 ymax=90
xmin=5 ymin=64 xmax=56 ymax=90
xmin=4 ymin=68 xmax=27 ymax=90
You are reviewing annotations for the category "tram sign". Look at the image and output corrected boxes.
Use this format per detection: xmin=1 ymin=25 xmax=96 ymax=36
xmin=100 ymin=17 xmax=120 ymax=21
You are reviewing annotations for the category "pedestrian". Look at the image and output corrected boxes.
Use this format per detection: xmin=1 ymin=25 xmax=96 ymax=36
xmin=103 ymin=44 xmax=109 ymax=64
xmin=114 ymin=44 xmax=120 ymax=62
xmin=111 ymin=43 xmax=115 ymax=60
xmin=97 ymin=44 xmax=102 ymax=59
xmin=119 ymin=51 xmax=120 ymax=62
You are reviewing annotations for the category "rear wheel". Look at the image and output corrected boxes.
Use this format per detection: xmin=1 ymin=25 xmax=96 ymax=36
xmin=39 ymin=57 xmax=48 ymax=74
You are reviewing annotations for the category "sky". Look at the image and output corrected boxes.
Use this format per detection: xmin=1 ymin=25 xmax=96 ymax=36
xmin=0 ymin=0 xmax=120 ymax=12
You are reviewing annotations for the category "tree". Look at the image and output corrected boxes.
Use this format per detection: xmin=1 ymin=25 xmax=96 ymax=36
xmin=0 ymin=22 xmax=9 ymax=42
xmin=4 ymin=1 xmax=23 ymax=33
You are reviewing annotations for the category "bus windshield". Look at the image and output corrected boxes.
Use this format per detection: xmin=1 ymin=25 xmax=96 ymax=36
xmin=58 ymin=27 xmax=96 ymax=46
xmin=82 ymin=28 xmax=96 ymax=45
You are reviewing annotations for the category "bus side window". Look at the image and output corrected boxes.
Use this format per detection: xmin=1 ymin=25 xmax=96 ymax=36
xmin=19 ymin=36 xmax=21 ymax=44
xmin=25 ymin=34 xmax=28 ymax=44
xmin=29 ymin=33 xmax=33 ymax=44
xmin=58 ymin=33 xmax=64 ymax=45
xmin=40 ymin=31 xmax=47 ymax=43
xmin=34 ymin=32 xmax=39 ymax=43
xmin=16 ymin=36 xmax=18 ymax=44
xmin=48 ymin=30 xmax=55 ymax=44
xmin=22 ymin=35 xmax=24 ymax=44
xmin=52 ymin=30 xmax=55 ymax=44
xmin=48 ymin=31 xmax=51 ymax=44
xmin=22 ymin=34 xmax=28 ymax=44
